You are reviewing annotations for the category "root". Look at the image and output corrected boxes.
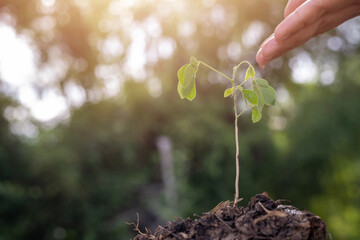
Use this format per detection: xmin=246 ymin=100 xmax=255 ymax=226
xmin=215 ymin=214 xmax=233 ymax=232
xmin=158 ymin=226 xmax=184 ymax=240
xmin=126 ymin=213 xmax=154 ymax=238
xmin=233 ymin=197 xmax=243 ymax=207
xmin=210 ymin=200 xmax=231 ymax=214
xmin=254 ymin=202 xmax=287 ymax=224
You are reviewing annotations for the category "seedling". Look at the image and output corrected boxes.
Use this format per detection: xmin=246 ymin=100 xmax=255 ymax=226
xmin=177 ymin=57 xmax=276 ymax=206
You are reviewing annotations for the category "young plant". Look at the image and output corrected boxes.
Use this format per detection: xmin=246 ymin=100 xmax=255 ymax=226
xmin=177 ymin=57 xmax=276 ymax=206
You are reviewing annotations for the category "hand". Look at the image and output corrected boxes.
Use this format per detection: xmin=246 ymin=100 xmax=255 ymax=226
xmin=256 ymin=0 xmax=360 ymax=67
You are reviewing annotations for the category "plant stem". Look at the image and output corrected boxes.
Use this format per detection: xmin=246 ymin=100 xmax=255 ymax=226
xmin=200 ymin=60 xmax=243 ymax=206
xmin=233 ymin=104 xmax=249 ymax=206
xmin=233 ymin=92 xmax=240 ymax=206
xmin=199 ymin=61 xmax=233 ymax=82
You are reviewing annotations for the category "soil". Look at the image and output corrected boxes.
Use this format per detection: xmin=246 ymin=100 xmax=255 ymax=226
xmin=133 ymin=193 xmax=327 ymax=240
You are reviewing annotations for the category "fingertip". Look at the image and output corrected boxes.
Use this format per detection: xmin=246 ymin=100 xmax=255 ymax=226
xmin=256 ymin=48 xmax=267 ymax=69
xmin=260 ymin=36 xmax=280 ymax=59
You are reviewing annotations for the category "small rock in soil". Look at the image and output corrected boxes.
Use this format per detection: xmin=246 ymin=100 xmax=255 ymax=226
xmin=134 ymin=193 xmax=327 ymax=240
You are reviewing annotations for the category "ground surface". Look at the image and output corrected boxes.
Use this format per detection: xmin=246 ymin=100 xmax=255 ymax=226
xmin=133 ymin=193 xmax=327 ymax=240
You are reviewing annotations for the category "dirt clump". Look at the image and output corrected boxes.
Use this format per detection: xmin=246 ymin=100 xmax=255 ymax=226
xmin=133 ymin=193 xmax=327 ymax=240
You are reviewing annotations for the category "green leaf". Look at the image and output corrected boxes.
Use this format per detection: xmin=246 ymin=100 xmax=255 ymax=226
xmin=186 ymin=82 xmax=196 ymax=101
xmin=177 ymin=81 xmax=185 ymax=99
xmin=177 ymin=64 xmax=188 ymax=99
xmin=252 ymin=78 xmax=276 ymax=108
xmin=260 ymin=86 xmax=276 ymax=106
xmin=190 ymin=56 xmax=198 ymax=67
xmin=242 ymin=90 xmax=259 ymax=105
xmin=178 ymin=78 xmax=197 ymax=101
xmin=224 ymin=88 xmax=234 ymax=97
xmin=252 ymin=107 xmax=262 ymax=123
xmin=253 ymin=83 xmax=264 ymax=111
xmin=255 ymin=78 xmax=269 ymax=87
xmin=245 ymin=64 xmax=255 ymax=81
xmin=182 ymin=64 xmax=197 ymax=96
xmin=177 ymin=64 xmax=188 ymax=85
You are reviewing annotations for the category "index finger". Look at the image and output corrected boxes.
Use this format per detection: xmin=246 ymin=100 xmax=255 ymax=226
xmin=275 ymin=0 xmax=324 ymax=41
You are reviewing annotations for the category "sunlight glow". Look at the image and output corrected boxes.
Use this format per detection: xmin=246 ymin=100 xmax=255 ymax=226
xmin=242 ymin=21 xmax=266 ymax=48
xmin=158 ymin=37 xmax=176 ymax=59
xmin=4 ymin=0 xmax=350 ymax=131
xmin=31 ymin=89 xmax=68 ymax=122
xmin=41 ymin=0 xmax=56 ymax=8
xmin=289 ymin=52 xmax=317 ymax=84
xmin=177 ymin=21 xmax=196 ymax=38
xmin=100 ymin=33 xmax=125 ymax=61
xmin=320 ymin=60 xmax=338 ymax=86
xmin=147 ymin=77 xmax=162 ymax=98
xmin=327 ymin=36 xmax=344 ymax=52
xmin=211 ymin=5 xmax=226 ymax=25
xmin=227 ymin=42 xmax=242 ymax=61
xmin=0 ymin=24 xmax=69 ymax=127
xmin=0 ymin=24 xmax=36 ymax=88
xmin=338 ymin=17 xmax=360 ymax=45
xmin=125 ymin=26 xmax=147 ymax=80
xmin=65 ymin=81 xmax=87 ymax=107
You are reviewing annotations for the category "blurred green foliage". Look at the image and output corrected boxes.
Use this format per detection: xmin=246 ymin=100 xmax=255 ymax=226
xmin=0 ymin=0 xmax=360 ymax=239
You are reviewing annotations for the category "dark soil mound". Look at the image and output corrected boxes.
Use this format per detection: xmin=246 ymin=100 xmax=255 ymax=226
xmin=134 ymin=193 xmax=327 ymax=240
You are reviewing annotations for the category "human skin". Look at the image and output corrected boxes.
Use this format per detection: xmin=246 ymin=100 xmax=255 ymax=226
xmin=256 ymin=0 xmax=360 ymax=67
